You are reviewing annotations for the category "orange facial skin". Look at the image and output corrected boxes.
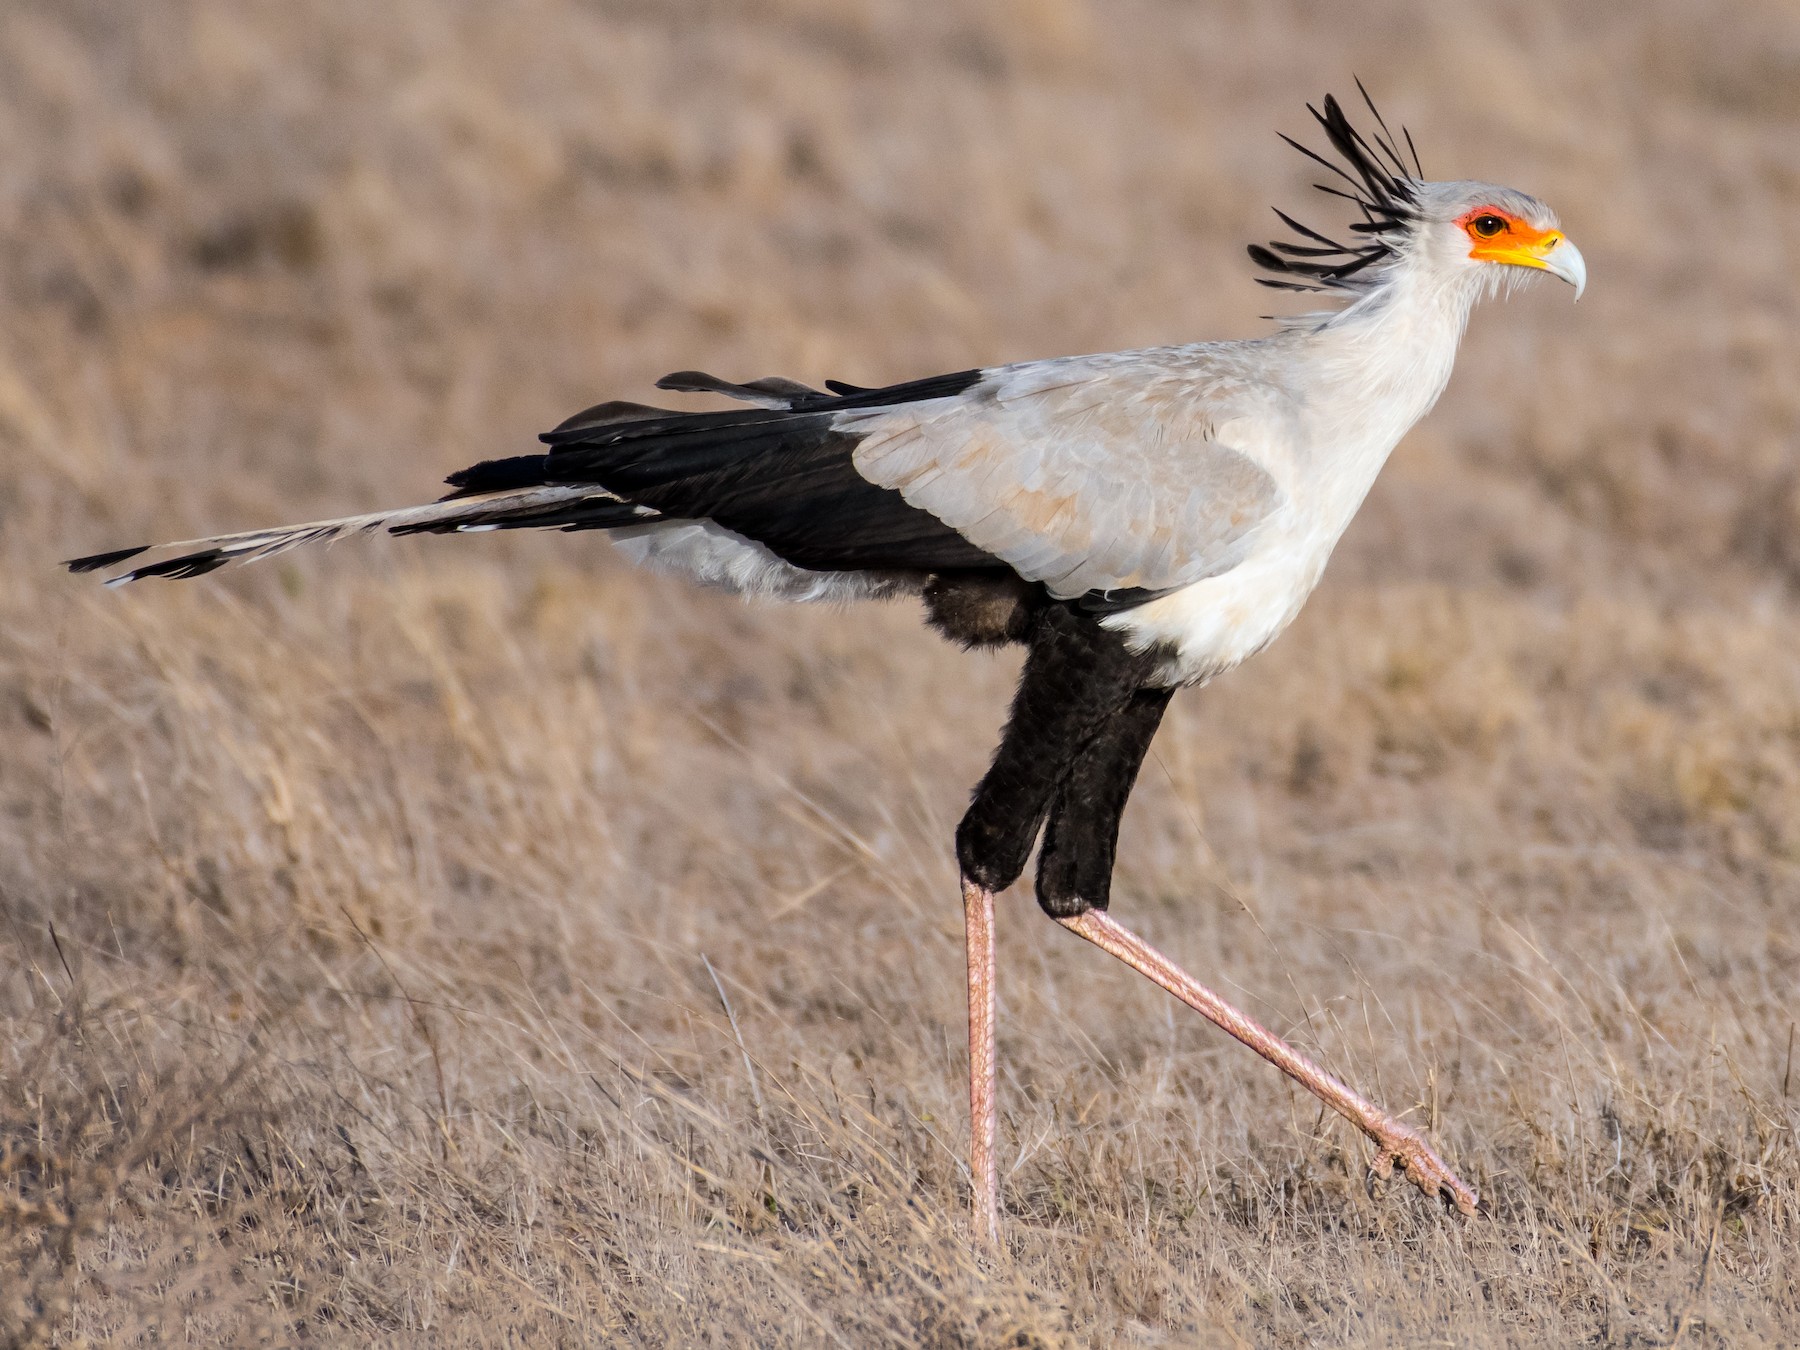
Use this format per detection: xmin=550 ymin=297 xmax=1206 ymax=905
xmin=1456 ymin=206 xmax=1571 ymax=273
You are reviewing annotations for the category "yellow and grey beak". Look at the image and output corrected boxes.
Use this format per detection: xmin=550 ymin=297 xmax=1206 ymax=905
xmin=1472 ymin=229 xmax=1587 ymax=300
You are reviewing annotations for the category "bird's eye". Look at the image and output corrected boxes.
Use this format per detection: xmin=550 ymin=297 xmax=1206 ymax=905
xmin=1470 ymin=214 xmax=1507 ymax=239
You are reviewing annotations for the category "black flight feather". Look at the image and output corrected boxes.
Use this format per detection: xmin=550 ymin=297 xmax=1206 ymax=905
xmin=113 ymin=550 xmax=233 ymax=583
xmin=654 ymin=371 xmax=826 ymax=406
xmin=66 ymin=544 xmax=151 ymax=574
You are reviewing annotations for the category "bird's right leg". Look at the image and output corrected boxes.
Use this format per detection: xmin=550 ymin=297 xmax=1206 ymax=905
xmin=1034 ymin=684 xmax=1175 ymax=918
xmin=1055 ymin=909 xmax=1480 ymax=1214
xmin=953 ymin=605 xmax=1154 ymax=1243
xmin=1033 ymin=693 xmax=1479 ymax=1215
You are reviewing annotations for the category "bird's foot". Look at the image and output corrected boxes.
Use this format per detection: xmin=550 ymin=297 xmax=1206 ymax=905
xmin=1364 ymin=1118 xmax=1479 ymax=1215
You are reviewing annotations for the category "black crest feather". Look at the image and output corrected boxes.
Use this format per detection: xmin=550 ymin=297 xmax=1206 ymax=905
xmin=1251 ymin=86 xmax=1422 ymax=294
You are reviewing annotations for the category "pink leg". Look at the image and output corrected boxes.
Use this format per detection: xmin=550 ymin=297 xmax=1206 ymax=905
xmin=1059 ymin=909 xmax=1478 ymax=1215
xmin=963 ymin=878 xmax=1001 ymax=1245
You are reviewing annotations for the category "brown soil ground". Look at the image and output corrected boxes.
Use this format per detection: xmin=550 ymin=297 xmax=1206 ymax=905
xmin=4 ymin=1 xmax=1800 ymax=1344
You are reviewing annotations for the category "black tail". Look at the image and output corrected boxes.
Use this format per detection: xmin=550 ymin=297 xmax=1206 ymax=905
xmin=68 ymin=363 xmax=994 ymax=585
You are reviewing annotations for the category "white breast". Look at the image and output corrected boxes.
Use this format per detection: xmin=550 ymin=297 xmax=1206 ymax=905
xmin=1113 ymin=268 xmax=1479 ymax=687
xmin=1104 ymin=508 xmax=1336 ymax=686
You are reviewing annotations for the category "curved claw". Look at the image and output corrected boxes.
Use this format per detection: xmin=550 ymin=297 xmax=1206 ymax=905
xmin=1366 ymin=1119 xmax=1479 ymax=1216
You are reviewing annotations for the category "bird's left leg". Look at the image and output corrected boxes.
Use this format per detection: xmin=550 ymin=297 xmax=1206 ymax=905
xmin=962 ymin=875 xmax=999 ymax=1247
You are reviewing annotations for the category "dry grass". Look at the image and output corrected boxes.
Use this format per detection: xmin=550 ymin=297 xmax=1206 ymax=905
xmin=3 ymin=0 xmax=1800 ymax=1343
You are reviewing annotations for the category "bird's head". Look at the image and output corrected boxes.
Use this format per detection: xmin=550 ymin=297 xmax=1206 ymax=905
xmin=1250 ymin=87 xmax=1586 ymax=306
xmin=1408 ymin=181 xmax=1585 ymax=300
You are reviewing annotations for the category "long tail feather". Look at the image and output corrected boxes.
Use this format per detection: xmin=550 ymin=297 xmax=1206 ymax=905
xmin=65 ymin=485 xmax=622 ymax=587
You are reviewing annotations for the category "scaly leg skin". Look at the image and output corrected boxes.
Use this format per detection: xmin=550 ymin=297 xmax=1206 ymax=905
xmin=963 ymin=878 xmax=1001 ymax=1245
xmin=1058 ymin=909 xmax=1479 ymax=1215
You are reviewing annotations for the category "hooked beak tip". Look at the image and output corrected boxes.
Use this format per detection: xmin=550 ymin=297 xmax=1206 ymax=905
xmin=1547 ymin=235 xmax=1587 ymax=302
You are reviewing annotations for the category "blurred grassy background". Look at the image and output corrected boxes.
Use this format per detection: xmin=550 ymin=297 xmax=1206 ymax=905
xmin=3 ymin=0 xmax=1800 ymax=1343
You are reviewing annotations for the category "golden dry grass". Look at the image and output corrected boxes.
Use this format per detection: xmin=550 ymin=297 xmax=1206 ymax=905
xmin=4 ymin=0 xmax=1800 ymax=1343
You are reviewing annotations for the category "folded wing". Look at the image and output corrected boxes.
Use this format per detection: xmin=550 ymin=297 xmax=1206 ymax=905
xmin=844 ymin=354 xmax=1284 ymax=601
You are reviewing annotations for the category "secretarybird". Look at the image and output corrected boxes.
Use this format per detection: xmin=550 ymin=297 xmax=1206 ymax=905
xmin=71 ymin=89 xmax=1584 ymax=1241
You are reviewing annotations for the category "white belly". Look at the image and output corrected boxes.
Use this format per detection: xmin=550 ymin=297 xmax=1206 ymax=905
xmin=608 ymin=518 xmax=912 ymax=603
xmin=1103 ymin=519 xmax=1335 ymax=687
